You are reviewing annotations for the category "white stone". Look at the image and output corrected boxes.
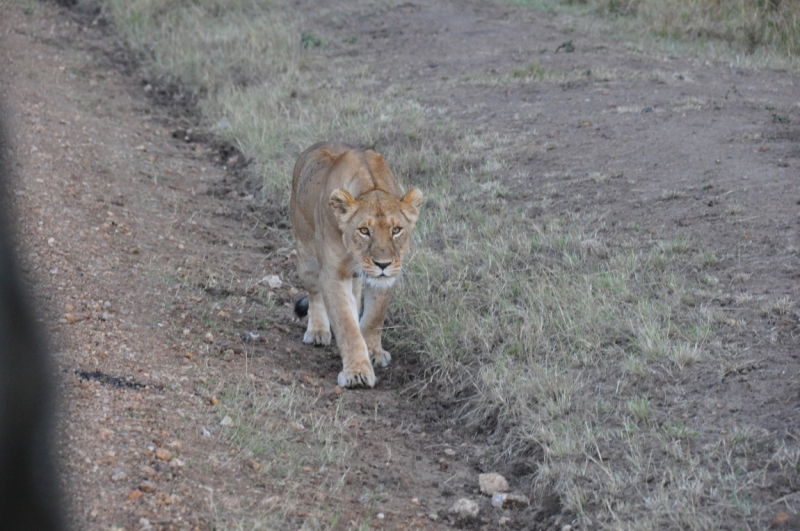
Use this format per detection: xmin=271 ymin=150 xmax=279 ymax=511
xmin=479 ymin=472 xmax=510 ymax=495
xmin=449 ymin=498 xmax=479 ymax=518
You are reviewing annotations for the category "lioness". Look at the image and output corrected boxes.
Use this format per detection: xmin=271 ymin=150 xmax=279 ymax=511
xmin=290 ymin=143 xmax=423 ymax=388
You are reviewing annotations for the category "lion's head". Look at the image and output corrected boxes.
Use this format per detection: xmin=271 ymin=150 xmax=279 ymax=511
xmin=329 ymin=187 xmax=423 ymax=288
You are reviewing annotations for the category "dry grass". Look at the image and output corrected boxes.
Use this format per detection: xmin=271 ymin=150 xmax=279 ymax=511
xmin=512 ymin=0 xmax=800 ymax=61
xmin=86 ymin=0 xmax=796 ymax=528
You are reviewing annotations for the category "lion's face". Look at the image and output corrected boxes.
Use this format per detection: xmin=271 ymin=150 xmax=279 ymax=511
xmin=330 ymin=187 xmax=423 ymax=288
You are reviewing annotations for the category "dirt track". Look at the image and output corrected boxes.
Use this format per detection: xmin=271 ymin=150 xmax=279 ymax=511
xmin=2 ymin=1 xmax=800 ymax=530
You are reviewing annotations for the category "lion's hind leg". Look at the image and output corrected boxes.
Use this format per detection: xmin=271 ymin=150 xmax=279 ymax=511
xmin=303 ymin=291 xmax=331 ymax=346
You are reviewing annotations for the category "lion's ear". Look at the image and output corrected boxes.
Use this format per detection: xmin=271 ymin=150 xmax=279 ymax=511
xmin=400 ymin=187 xmax=423 ymax=223
xmin=330 ymin=189 xmax=358 ymax=223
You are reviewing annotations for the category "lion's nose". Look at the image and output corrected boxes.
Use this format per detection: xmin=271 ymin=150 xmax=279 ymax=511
xmin=373 ymin=259 xmax=392 ymax=270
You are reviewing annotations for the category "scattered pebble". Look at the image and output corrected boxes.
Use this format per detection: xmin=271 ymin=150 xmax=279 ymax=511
xmin=443 ymin=448 xmax=456 ymax=456
xmin=208 ymin=396 xmax=218 ymax=406
xmin=479 ymin=472 xmax=510 ymax=495
xmin=263 ymin=274 xmax=282 ymax=289
xmin=138 ymin=481 xmax=157 ymax=493
xmin=491 ymin=492 xmax=529 ymax=508
xmin=155 ymin=448 xmax=172 ymax=461
xmin=249 ymin=460 xmax=262 ymax=471
xmin=204 ymin=332 xmax=215 ymax=344
xmin=411 ymin=497 xmax=420 ymax=505
xmin=241 ymin=331 xmax=260 ymax=342
xmin=499 ymin=516 xmax=511 ymax=525
xmin=127 ymin=490 xmax=143 ymax=502
xmin=449 ymin=498 xmax=479 ymax=518
xmin=169 ymin=458 xmax=185 ymax=468
xmin=220 ymin=415 xmax=234 ymax=427
xmin=111 ymin=470 xmax=126 ymax=482
xmin=376 ymin=513 xmax=384 ymax=520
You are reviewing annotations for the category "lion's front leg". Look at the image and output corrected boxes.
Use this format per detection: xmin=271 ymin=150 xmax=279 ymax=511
xmin=321 ymin=273 xmax=376 ymax=388
xmin=360 ymin=283 xmax=394 ymax=368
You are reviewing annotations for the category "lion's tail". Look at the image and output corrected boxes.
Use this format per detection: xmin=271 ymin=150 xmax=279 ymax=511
xmin=294 ymin=296 xmax=309 ymax=319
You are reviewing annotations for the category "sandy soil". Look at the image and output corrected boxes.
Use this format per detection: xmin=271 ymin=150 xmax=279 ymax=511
xmin=1 ymin=0 xmax=799 ymax=530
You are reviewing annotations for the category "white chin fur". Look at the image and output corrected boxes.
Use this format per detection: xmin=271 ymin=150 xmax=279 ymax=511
xmin=363 ymin=275 xmax=396 ymax=289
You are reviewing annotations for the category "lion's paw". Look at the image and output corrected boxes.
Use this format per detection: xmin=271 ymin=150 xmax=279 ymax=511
xmin=303 ymin=328 xmax=331 ymax=346
xmin=369 ymin=348 xmax=392 ymax=368
xmin=338 ymin=359 xmax=376 ymax=388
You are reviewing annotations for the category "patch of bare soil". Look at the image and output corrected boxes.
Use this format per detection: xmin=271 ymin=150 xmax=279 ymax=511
xmin=2 ymin=0 xmax=800 ymax=530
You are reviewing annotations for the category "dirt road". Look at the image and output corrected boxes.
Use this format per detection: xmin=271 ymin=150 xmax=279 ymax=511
xmin=2 ymin=0 xmax=799 ymax=530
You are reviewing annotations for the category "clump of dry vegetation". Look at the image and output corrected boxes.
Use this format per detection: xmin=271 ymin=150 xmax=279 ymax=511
xmin=515 ymin=0 xmax=800 ymax=57
xmin=82 ymin=0 xmax=794 ymax=528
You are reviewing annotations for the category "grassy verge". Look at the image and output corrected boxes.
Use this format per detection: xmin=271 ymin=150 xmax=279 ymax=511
xmin=82 ymin=0 xmax=790 ymax=528
xmin=511 ymin=0 xmax=800 ymax=63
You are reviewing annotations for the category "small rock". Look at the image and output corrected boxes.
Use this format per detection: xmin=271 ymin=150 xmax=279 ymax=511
xmin=208 ymin=396 xmax=218 ymax=406
xmin=249 ymin=460 xmax=262 ymax=471
xmin=449 ymin=498 xmax=479 ymax=518
xmin=428 ymin=513 xmax=438 ymax=521
xmin=499 ymin=516 xmax=511 ymax=525
xmin=443 ymin=448 xmax=456 ymax=456
xmin=138 ymin=517 xmax=153 ymax=531
xmin=111 ymin=470 xmax=127 ymax=482
xmin=263 ymin=274 xmax=282 ymax=289
xmin=411 ymin=497 xmax=420 ymax=505
xmin=241 ymin=331 xmax=260 ymax=342
xmin=204 ymin=332 xmax=215 ymax=344
xmin=167 ymin=440 xmax=182 ymax=452
xmin=220 ymin=415 xmax=234 ymax=427
xmin=491 ymin=492 xmax=529 ymax=508
xmin=377 ymin=513 xmax=384 ymax=520
xmin=65 ymin=313 xmax=78 ymax=324
xmin=479 ymin=472 xmax=510 ymax=496
xmin=138 ymin=481 xmax=157 ymax=493
xmin=155 ymin=448 xmax=172 ymax=461
xmin=358 ymin=494 xmax=370 ymax=504
xmin=200 ymin=426 xmax=211 ymax=438
xmin=169 ymin=458 xmax=185 ymax=468
xmin=127 ymin=489 xmax=143 ymax=502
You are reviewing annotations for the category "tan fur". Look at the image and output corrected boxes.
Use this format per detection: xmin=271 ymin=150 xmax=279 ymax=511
xmin=290 ymin=143 xmax=423 ymax=388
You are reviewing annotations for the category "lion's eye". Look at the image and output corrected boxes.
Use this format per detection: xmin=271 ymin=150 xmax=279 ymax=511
xmin=392 ymin=227 xmax=402 ymax=235
xmin=359 ymin=227 xmax=370 ymax=235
